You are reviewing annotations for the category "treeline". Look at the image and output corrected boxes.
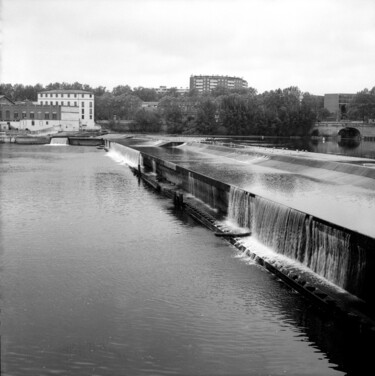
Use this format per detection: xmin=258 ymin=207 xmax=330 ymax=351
xmin=2 ymin=81 xmax=373 ymax=135
xmin=347 ymin=87 xmax=375 ymax=122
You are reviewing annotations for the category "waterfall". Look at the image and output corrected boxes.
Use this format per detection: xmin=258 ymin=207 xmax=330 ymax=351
xmin=152 ymin=159 xmax=157 ymax=174
xmin=227 ymin=186 xmax=366 ymax=294
xmin=50 ymin=137 xmax=69 ymax=145
xmin=187 ymin=172 xmax=217 ymax=209
xmin=109 ymin=142 xmax=141 ymax=168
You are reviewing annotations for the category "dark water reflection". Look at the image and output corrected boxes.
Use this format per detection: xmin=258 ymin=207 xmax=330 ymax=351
xmin=0 ymin=144 xmax=373 ymax=375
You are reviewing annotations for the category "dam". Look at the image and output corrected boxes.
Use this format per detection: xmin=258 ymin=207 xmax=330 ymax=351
xmin=1 ymin=140 xmax=375 ymax=375
xmin=106 ymin=137 xmax=375 ymax=319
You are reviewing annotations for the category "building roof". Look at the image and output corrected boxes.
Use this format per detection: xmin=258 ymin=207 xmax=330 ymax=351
xmin=40 ymin=89 xmax=93 ymax=94
xmin=0 ymin=95 xmax=15 ymax=104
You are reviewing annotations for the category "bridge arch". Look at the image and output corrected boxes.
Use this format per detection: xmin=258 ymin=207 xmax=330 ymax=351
xmin=338 ymin=127 xmax=361 ymax=138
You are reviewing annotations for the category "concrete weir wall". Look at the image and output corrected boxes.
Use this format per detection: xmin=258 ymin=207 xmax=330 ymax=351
xmin=109 ymin=141 xmax=375 ymax=314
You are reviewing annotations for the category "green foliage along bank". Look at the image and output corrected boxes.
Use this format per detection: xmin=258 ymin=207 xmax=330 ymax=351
xmin=2 ymin=81 xmax=374 ymax=136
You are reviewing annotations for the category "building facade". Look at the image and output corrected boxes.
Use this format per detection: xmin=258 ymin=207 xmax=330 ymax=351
xmin=190 ymin=75 xmax=248 ymax=93
xmin=0 ymin=89 xmax=97 ymax=132
xmin=38 ymin=89 xmax=95 ymax=128
xmin=324 ymin=93 xmax=355 ymax=119
xmin=0 ymin=103 xmax=80 ymax=132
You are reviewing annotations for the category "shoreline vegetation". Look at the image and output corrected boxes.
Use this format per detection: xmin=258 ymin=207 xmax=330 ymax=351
xmin=1 ymin=82 xmax=375 ymax=137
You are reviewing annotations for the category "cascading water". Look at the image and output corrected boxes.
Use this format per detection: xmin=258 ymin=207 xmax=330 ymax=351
xmin=227 ymin=186 xmax=365 ymax=295
xmin=187 ymin=172 xmax=217 ymax=209
xmin=50 ymin=137 xmax=69 ymax=145
xmin=108 ymin=142 xmax=141 ymax=168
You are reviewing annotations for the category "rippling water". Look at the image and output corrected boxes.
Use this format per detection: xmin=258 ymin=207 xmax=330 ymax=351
xmin=0 ymin=144 xmax=372 ymax=375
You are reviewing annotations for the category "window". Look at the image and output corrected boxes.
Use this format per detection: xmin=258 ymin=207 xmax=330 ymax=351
xmin=82 ymin=115 xmax=84 ymax=119
xmin=89 ymin=109 xmax=92 ymax=114
xmin=30 ymin=112 xmax=35 ymax=119
xmin=89 ymin=94 xmax=92 ymax=98
xmin=90 ymin=115 xmax=92 ymax=119
xmin=74 ymin=102 xmax=77 ymax=106
xmin=22 ymin=112 xmax=27 ymax=119
xmin=5 ymin=110 xmax=10 ymax=119
xmin=40 ymin=94 xmax=43 ymax=98
xmin=68 ymin=101 xmax=70 ymax=106
xmin=61 ymin=101 xmax=64 ymax=105
xmin=68 ymin=94 xmax=70 ymax=98
xmin=52 ymin=112 xmax=57 ymax=120
xmin=46 ymin=121 xmax=48 ymax=125
xmin=56 ymin=101 xmax=58 ymax=105
xmin=50 ymin=101 xmax=53 ymax=105
xmin=0 ymin=111 xmax=2 ymax=120
xmin=50 ymin=94 xmax=53 ymax=97
xmin=56 ymin=94 xmax=58 ymax=97
xmin=74 ymin=94 xmax=77 ymax=98
xmin=82 ymin=109 xmax=84 ymax=114
xmin=82 ymin=102 xmax=85 ymax=107
xmin=31 ymin=120 xmax=35 ymax=126
xmin=89 ymin=102 xmax=92 ymax=107
xmin=14 ymin=112 xmax=19 ymax=119
xmin=44 ymin=112 xmax=50 ymax=120
xmin=82 ymin=94 xmax=84 ymax=98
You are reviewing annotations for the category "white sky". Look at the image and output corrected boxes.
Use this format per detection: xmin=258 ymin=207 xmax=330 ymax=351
xmin=1 ymin=0 xmax=374 ymax=95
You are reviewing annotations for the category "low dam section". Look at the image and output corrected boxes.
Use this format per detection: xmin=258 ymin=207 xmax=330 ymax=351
xmin=106 ymin=138 xmax=375 ymax=328
xmin=0 ymin=135 xmax=105 ymax=146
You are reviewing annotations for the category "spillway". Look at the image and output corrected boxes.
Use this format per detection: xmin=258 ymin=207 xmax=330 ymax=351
xmin=50 ymin=137 xmax=69 ymax=145
xmin=106 ymin=137 xmax=375 ymax=315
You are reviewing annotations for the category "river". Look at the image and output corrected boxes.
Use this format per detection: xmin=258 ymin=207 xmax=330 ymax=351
xmin=0 ymin=143 xmax=373 ymax=375
xmin=209 ymin=136 xmax=375 ymax=160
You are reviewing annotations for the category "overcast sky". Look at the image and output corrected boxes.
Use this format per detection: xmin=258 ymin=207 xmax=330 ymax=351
xmin=1 ymin=0 xmax=374 ymax=95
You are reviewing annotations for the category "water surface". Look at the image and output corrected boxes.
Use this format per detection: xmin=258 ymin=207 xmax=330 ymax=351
xmin=0 ymin=144 xmax=372 ymax=375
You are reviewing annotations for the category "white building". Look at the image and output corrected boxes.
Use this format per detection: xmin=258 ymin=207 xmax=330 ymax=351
xmin=38 ymin=89 xmax=97 ymax=129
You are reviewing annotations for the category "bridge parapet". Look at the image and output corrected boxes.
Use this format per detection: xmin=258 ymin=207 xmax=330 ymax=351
xmin=313 ymin=122 xmax=375 ymax=137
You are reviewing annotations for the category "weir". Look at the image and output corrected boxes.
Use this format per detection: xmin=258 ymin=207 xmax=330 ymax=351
xmin=50 ymin=137 xmax=69 ymax=145
xmin=106 ymin=139 xmax=375 ymax=320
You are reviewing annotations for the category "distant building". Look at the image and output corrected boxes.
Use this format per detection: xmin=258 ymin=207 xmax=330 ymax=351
xmin=141 ymin=101 xmax=159 ymax=111
xmin=324 ymin=93 xmax=355 ymax=120
xmin=38 ymin=89 xmax=95 ymax=128
xmin=189 ymin=75 xmax=248 ymax=93
xmin=0 ymin=95 xmax=15 ymax=105
xmin=0 ymin=103 xmax=80 ymax=132
xmin=0 ymin=89 xmax=98 ymax=132
xmin=154 ymin=86 xmax=189 ymax=95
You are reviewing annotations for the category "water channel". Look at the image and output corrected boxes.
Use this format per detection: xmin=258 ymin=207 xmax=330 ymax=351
xmin=0 ymin=143 xmax=374 ymax=375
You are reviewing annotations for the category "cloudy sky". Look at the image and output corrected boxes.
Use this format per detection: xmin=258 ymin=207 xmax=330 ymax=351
xmin=1 ymin=0 xmax=374 ymax=94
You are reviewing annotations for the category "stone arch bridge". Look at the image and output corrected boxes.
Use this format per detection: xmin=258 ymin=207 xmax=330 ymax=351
xmin=312 ymin=122 xmax=375 ymax=139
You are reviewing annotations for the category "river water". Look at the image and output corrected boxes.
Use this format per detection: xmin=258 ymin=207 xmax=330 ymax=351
xmin=212 ymin=136 xmax=375 ymax=160
xmin=0 ymin=144 xmax=373 ymax=375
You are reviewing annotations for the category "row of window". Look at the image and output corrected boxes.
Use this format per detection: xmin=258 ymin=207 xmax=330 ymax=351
xmin=39 ymin=101 xmax=93 ymax=107
xmin=0 ymin=111 xmax=58 ymax=120
xmin=40 ymin=93 xmax=93 ymax=98
xmin=81 ymin=109 xmax=93 ymax=114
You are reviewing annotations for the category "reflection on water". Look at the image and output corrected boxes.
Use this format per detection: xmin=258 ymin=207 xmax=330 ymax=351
xmin=1 ymin=144 xmax=374 ymax=375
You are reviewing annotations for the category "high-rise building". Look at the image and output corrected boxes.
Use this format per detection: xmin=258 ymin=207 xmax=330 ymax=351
xmin=189 ymin=75 xmax=248 ymax=92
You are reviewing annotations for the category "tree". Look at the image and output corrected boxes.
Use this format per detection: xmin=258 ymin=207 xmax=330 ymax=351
xmin=133 ymin=87 xmax=158 ymax=102
xmin=218 ymin=94 xmax=253 ymax=135
xmin=211 ymin=85 xmax=230 ymax=98
xmin=348 ymin=89 xmax=375 ymax=121
xmin=112 ymin=85 xmax=133 ymax=97
xmin=113 ymin=94 xmax=142 ymax=120
xmin=195 ymin=98 xmax=218 ymax=134
xmin=134 ymin=109 xmax=161 ymax=132
xmin=158 ymin=96 xmax=184 ymax=133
